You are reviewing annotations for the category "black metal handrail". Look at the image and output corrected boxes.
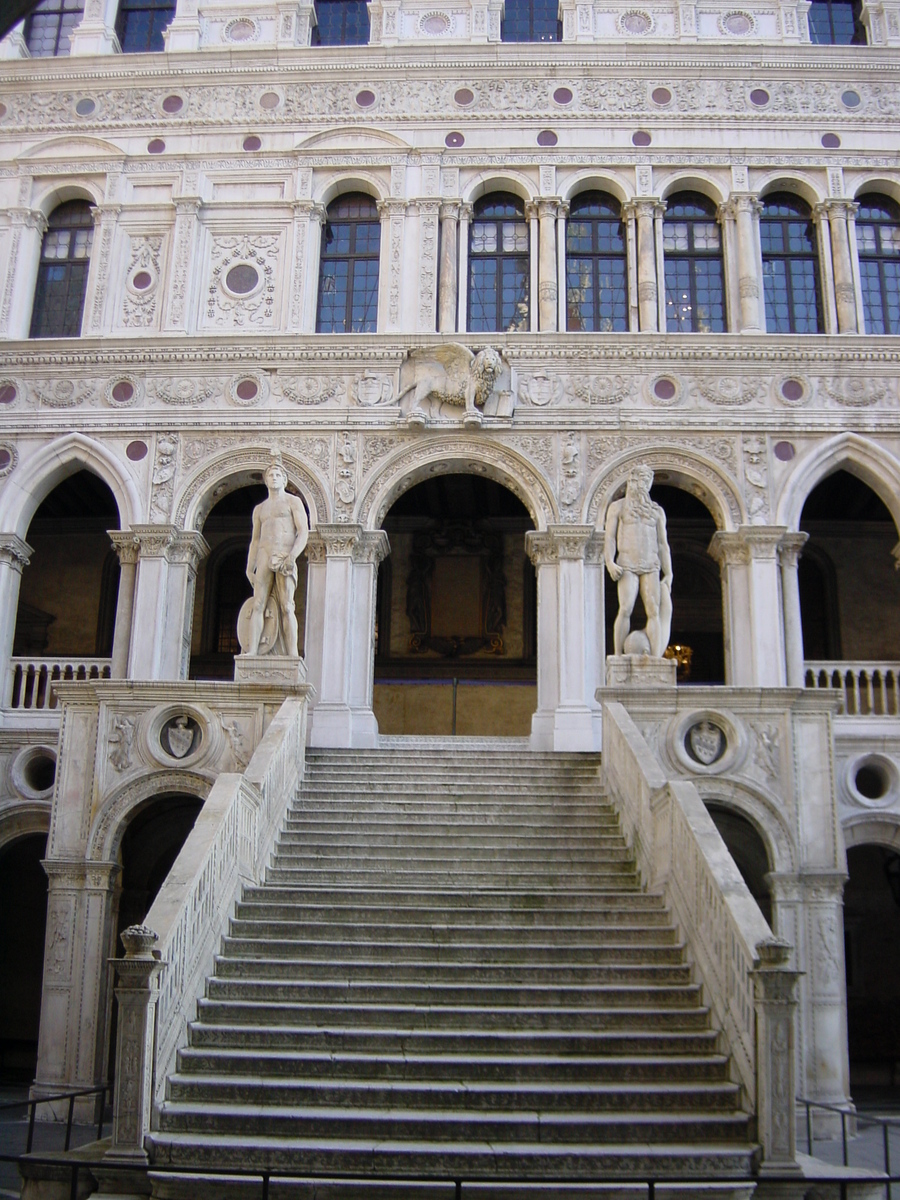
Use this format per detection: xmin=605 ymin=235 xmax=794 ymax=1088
xmin=800 ymin=1094 xmax=899 ymax=1193
xmin=2 ymin=1153 xmax=898 ymax=1200
xmin=0 ymin=1085 xmax=110 ymax=1155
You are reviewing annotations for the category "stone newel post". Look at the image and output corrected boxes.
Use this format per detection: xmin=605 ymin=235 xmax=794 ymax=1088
xmin=105 ymin=926 xmax=165 ymax=1164
xmin=753 ymin=938 xmax=801 ymax=1172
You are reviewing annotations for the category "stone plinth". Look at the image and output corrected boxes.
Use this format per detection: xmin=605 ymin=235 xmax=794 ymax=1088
xmin=234 ymin=655 xmax=308 ymax=686
xmin=605 ymin=655 xmax=677 ymax=688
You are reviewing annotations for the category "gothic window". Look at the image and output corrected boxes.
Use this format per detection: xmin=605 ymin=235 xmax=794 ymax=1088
xmin=760 ymin=193 xmax=823 ymax=334
xmin=29 ymin=200 xmax=94 ymax=340
xmin=663 ymin=192 xmax=726 ymax=332
xmin=24 ymin=0 xmax=84 ymax=55
xmin=115 ymin=0 xmax=175 ymax=52
xmin=501 ymin=0 xmax=561 ymax=40
xmin=312 ymin=0 xmax=370 ymax=43
xmin=856 ymin=195 xmax=900 ymax=335
xmin=808 ymin=0 xmax=865 ymax=43
xmin=565 ymin=192 xmax=628 ymax=332
xmin=468 ymin=194 xmax=530 ymax=333
xmin=316 ymin=194 xmax=381 ymax=334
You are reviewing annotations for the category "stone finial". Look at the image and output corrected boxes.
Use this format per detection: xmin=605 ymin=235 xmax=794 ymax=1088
xmin=120 ymin=924 xmax=160 ymax=959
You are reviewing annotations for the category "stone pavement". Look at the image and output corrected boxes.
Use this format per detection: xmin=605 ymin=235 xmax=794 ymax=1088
xmin=0 ymin=1086 xmax=105 ymax=1200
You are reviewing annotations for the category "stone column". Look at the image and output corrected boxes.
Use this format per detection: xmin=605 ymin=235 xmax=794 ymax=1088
xmin=0 ymin=207 xmax=47 ymax=339
xmin=457 ymin=203 xmax=472 ymax=332
xmin=126 ymin=526 xmax=208 ymax=681
xmin=438 ymin=202 xmax=460 ymax=333
xmin=164 ymin=196 xmax=202 ymax=334
xmin=624 ymin=206 xmax=639 ymax=331
xmin=163 ymin=0 xmax=201 ymax=49
xmin=753 ymin=939 xmax=802 ymax=1172
xmin=708 ymin=527 xmax=787 ymax=688
xmin=812 ymin=203 xmax=839 ymax=335
xmin=104 ymin=926 xmax=164 ymax=1164
xmin=822 ymin=199 xmax=860 ymax=334
xmin=723 ymin=193 xmax=763 ymax=332
xmin=557 ymin=201 xmax=569 ymax=331
xmin=0 ymin=535 xmax=31 ymax=705
xmin=527 ymin=202 xmax=540 ymax=332
xmin=779 ymin=532 xmax=808 ymax=689
xmin=308 ymin=525 xmax=388 ymax=748
xmin=69 ymin=0 xmax=119 ymax=52
xmin=538 ymin=199 xmax=559 ymax=332
xmin=108 ymin=532 xmax=139 ymax=680
xmin=624 ymin=200 xmax=660 ymax=332
xmin=525 ymin=527 xmax=599 ymax=752
xmin=303 ymin=532 xmax=327 ymax=729
xmin=33 ymin=861 xmax=121 ymax=1119
xmin=164 ymin=531 xmax=209 ymax=680
xmin=289 ymin=200 xmax=325 ymax=333
xmin=583 ymin=531 xmax=606 ymax=745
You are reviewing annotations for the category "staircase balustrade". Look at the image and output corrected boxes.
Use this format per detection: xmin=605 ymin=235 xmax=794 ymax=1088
xmin=6 ymin=656 xmax=111 ymax=709
xmin=804 ymin=660 xmax=900 ymax=715
xmin=602 ymin=700 xmax=800 ymax=1172
xmin=105 ymin=693 xmax=311 ymax=1164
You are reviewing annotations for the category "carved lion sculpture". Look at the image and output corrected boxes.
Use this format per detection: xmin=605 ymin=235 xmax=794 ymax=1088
xmin=397 ymin=343 xmax=503 ymax=425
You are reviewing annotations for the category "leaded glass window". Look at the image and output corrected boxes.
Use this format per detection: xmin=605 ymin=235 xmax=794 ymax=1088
xmin=808 ymin=0 xmax=865 ymax=43
xmin=856 ymin=195 xmax=900 ymax=335
xmin=24 ymin=0 xmax=84 ymax=55
xmin=115 ymin=0 xmax=174 ymax=52
xmin=501 ymin=0 xmax=561 ymax=41
xmin=760 ymin=193 xmax=823 ymax=334
xmin=312 ymin=0 xmax=370 ymax=44
xmin=663 ymin=192 xmax=726 ymax=332
xmin=468 ymin=194 xmax=530 ymax=333
xmin=29 ymin=200 xmax=94 ymax=340
xmin=566 ymin=192 xmax=628 ymax=332
xmin=316 ymin=194 xmax=381 ymax=334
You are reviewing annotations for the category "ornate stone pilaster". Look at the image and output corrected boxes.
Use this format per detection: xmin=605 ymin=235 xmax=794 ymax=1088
xmin=624 ymin=199 xmax=661 ymax=332
xmin=290 ymin=200 xmax=326 ymax=332
xmin=721 ymin=193 xmax=763 ymax=332
xmin=438 ymin=202 xmax=460 ymax=333
xmin=753 ymin=939 xmax=802 ymax=1172
xmin=167 ymin=531 xmax=210 ymax=680
xmin=0 ymin=534 xmax=33 ymax=704
xmin=165 ymin=196 xmax=202 ymax=333
xmin=778 ymin=532 xmax=808 ymax=688
xmin=0 ymin=207 xmax=47 ymax=339
xmin=108 ymin=532 xmax=140 ymax=680
xmin=457 ymin=203 xmax=473 ymax=332
xmin=378 ymin=199 xmax=408 ymax=333
xmin=417 ymin=200 xmax=441 ymax=333
xmin=85 ymin=203 xmax=121 ymax=335
xmin=819 ymin=199 xmax=860 ymax=333
xmin=525 ymin=526 xmax=600 ymax=752
xmin=709 ymin=526 xmax=787 ymax=688
xmin=537 ymin=199 xmax=560 ymax=332
xmin=860 ymin=0 xmax=900 ymax=44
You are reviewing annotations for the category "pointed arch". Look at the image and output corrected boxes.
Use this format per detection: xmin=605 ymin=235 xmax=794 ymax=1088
xmin=775 ymin=433 xmax=900 ymax=534
xmin=0 ymin=433 xmax=140 ymax=539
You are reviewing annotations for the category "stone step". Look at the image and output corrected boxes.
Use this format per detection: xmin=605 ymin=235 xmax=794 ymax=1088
xmin=238 ymin=888 xmax=667 ymax=912
xmin=194 ymin=1000 xmax=711 ymax=1031
xmin=284 ymin=815 xmax=623 ymax=832
xmin=232 ymin=902 xmax=670 ymax=928
xmin=224 ymin=918 xmax=678 ymax=944
xmin=217 ymin=936 xmax=676 ymax=962
xmin=165 ymin=1075 xmax=742 ymax=1114
xmin=263 ymin=870 xmax=642 ymax=889
xmin=212 ymin=956 xmax=689 ymax=983
xmin=175 ymin=1048 xmax=732 ymax=1084
xmin=271 ymin=850 xmax=632 ymax=867
xmin=276 ymin=833 xmax=626 ymax=851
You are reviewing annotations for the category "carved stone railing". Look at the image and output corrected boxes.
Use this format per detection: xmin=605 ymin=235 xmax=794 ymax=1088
xmin=104 ymin=692 xmax=311 ymax=1163
xmin=6 ymin=656 xmax=111 ymax=709
xmin=602 ymin=700 xmax=800 ymax=1172
xmin=805 ymin=660 xmax=900 ymax=716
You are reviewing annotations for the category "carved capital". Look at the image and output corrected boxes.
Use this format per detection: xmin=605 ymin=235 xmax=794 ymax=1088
xmin=355 ymin=529 xmax=390 ymax=565
xmin=168 ymin=530 xmax=210 ymax=569
xmin=377 ymin=198 xmax=408 ymax=219
xmin=129 ymin=524 xmax=178 ymax=557
xmin=109 ymin=530 xmax=140 ymax=566
xmin=817 ymin=198 xmax=859 ymax=223
xmin=439 ymin=200 xmax=461 ymax=223
xmin=173 ymin=197 xmax=202 ymax=218
xmin=537 ymin=198 xmax=561 ymax=220
xmin=292 ymin=199 xmax=326 ymax=224
xmin=624 ymin=198 xmax=663 ymax=222
xmin=0 ymin=534 xmax=33 ymax=572
xmin=709 ymin=526 xmax=787 ymax=567
xmin=720 ymin=192 xmax=763 ymax=220
xmin=458 ymin=202 xmax=474 ymax=223
xmin=777 ymin=531 xmax=808 ymax=569
xmin=525 ymin=525 xmax=594 ymax=564
xmin=9 ymin=207 xmax=47 ymax=234
xmin=315 ymin=523 xmax=362 ymax=557
xmin=43 ymin=858 xmax=120 ymax=892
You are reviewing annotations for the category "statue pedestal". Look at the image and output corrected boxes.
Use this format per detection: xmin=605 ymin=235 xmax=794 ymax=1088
xmin=234 ymin=654 xmax=308 ymax=686
xmin=605 ymin=655 xmax=677 ymax=688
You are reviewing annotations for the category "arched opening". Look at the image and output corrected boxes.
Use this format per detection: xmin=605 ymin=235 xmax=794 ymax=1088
xmin=107 ymin=793 xmax=203 ymax=1080
xmin=844 ymin=843 xmax=900 ymax=1097
xmin=799 ymin=470 xmax=900 ymax=664
xmin=704 ymin=803 xmax=773 ymax=927
xmin=375 ymin=474 xmax=536 ymax=736
xmin=13 ymin=470 xmax=120 ymax=674
xmin=0 ymin=833 xmax=49 ymax=1082
xmin=604 ymin=482 xmax=724 ymax=682
xmin=190 ymin=482 xmax=309 ymax=679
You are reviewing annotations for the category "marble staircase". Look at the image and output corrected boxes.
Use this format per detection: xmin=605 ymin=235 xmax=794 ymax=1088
xmin=147 ymin=746 xmax=758 ymax=1197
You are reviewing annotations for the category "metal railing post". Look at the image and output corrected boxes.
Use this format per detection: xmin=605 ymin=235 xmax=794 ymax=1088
xmin=25 ymin=1099 xmax=35 ymax=1153
xmin=64 ymin=1092 xmax=75 ymax=1151
xmin=842 ymin=1108 xmax=849 ymax=1166
xmin=807 ymin=1100 xmax=813 ymax=1154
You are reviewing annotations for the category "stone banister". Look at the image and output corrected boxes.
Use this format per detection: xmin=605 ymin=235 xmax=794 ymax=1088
xmin=106 ymin=691 xmax=312 ymax=1160
xmin=601 ymin=699 xmax=800 ymax=1170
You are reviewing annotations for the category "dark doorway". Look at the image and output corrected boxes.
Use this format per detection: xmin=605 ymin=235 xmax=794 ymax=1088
xmin=705 ymin=804 xmax=773 ymax=927
xmin=0 ymin=833 xmax=49 ymax=1082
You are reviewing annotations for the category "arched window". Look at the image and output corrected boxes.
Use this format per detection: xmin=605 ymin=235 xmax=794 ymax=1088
xmin=760 ymin=193 xmax=823 ymax=334
xmin=29 ymin=200 xmax=94 ymax=340
xmin=312 ymin=0 xmax=370 ymax=43
xmin=115 ymin=0 xmax=175 ymax=51
xmin=856 ymin=195 xmax=900 ymax=335
xmin=316 ymin=194 xmax=381 ymax=334
xmin=468 ymin=194 xmax=530 ymax=333
xmin=501 ymin=0 xmax=561 ymax=40
xmin=808 ymin=0 xmax=865 ymax=42
xmin=663 ymin=192 xmax=726 ymax=333
xmin=565 ymin=192 xmax=628 ymax=332
xmin=24 ymin=0 xmax=84 ymax=55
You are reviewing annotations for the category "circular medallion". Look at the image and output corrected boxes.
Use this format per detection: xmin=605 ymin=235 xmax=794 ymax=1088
xmin=242 ymin=135 xmax=262 ymax=151
xmin=162 ymin=94 xmax=184 ymax=113
xmin=126 ymin=440 xmax=148 ymax=461
xmin=225 ymin=264 xmax=260 ymax=294
xmin=148 ymin=138 xmax=166 ymax=154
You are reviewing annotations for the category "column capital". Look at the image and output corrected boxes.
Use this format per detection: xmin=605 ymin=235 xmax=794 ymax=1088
xmin=719 ymin=192 xmax=763 ymax=219
xmin=708 ymin=526 xmax=789 ymax=566
xmin=128 ymin=524 xmax=178 ymax=558
xmin=292 ymin=199 xmax=326 ymax=223
xmin=537 ymin=198 xmax=562 ymax=219
xmin=108 ymin=530 xmax=141 ymax=566
xmin=623 ymin=198 xmax=664 ymax=221
xmin=0 ymin=534 xmax=33 ymax=572
xmin=91 ymin=204 xmax=122 ymax=225
xmin=816 ymin=198 xmax=859 ymax=223
xmin=8 ymin=207 xmax=48 ymax=234
xmin=43 ymin=858 xmax=121 ymax=891
xmin=766 ymin=869 xmax=848 ymax=903
xmin=168 ymin=530 xmax=210 ymax=568
xmin=310 ymin=523 xmax=362 ymax=558
xmin=458 ymin=202 xmax=474 ymax=222
xmin=439 ymin=200 xmax=461 ymax=221
xmin=525 ymin=525 xmax=595 ymax=564
xmin=525 ymin=200 xmax=540 ymax=221
xmin=173 ymin=196 xmax=202 ymax=218
xmin=777 ymin=530 xmax=808 ymax=568
xmin=377 ymin=198 xmax=408 ymax=219
xmin=355 ymin=529 xmax=390 ymax=565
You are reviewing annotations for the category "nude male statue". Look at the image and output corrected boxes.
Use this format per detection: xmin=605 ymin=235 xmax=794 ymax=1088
xmin=604 ymin=465 xmax=673 ymax=658
xmin=242 ymin=459 xmax=309 ymax=658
